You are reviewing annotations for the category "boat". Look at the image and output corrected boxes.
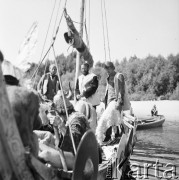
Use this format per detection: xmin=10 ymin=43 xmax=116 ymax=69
xmin=59 ymin=115 xmax=137 ymax=180
xmin=97 ymin=123 xmax=137 ymax=180
xmin=137 ymin=115 xmax=165 ymax=130
xmin=0 ymin=59 xmax=137 ymax=180
xmin=0 ymin=0 xmax=137 ymax=179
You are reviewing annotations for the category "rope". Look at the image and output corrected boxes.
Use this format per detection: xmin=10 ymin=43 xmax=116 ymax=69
xmin=52 ymin=46 xmax=77 ymax=155
xmin=103 ymin=0 xmax=111 ymax=61
xmin=88 ymin=0 xmax=91 ymax=48
xmin=43 ymin=58 xmax=49 ymax=75
xmin=31 ymin=4 xmax=65 ymax=83
xmin=42 ymin=0 xmax=62 ymax=76
xmin=84 ymin=23 xmax=90 ymax=49
xmin=100 ymin=0 xmax=106 ymax=62
xmin=84 ymin=0 xmax=90 ymax=49
xmin=31 ymin=0 xmax=57 ymax=84
xmin=31 ymin=41 xmax=55 ymax=83
xmin=64 ymin=0 xmax=68 ymax=9
xmin=52 ymin=0 xmax=62 ymax=37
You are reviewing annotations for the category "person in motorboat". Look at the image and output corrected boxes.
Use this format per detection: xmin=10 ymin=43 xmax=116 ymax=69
xmin=151 ymin=104 xmax=158 ymax=116
xmin=96 ymin=61 xmax=131 ymax=144
xmin=37 ymin=64 xmax=60 ymax=101
xmin=75 ymin=61 xmax=100 ymax=110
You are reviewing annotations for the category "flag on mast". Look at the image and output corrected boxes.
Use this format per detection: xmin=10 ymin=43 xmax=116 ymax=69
xmin=16 ymin=21 xmax=39 ymax=72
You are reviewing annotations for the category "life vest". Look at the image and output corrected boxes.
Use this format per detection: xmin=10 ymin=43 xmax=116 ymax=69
xmin=78 ymin=73 xmax=100 ymax=106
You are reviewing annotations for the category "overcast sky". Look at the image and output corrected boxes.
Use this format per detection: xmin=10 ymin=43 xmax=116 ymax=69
xmin=0 ymin=0 xmax=179 ymax=66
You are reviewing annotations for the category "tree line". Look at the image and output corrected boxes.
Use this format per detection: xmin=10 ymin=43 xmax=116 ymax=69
xmin=25 ymin=53 xmax=179 ymax=101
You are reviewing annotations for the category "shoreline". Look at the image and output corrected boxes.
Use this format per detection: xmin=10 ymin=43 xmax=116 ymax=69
xmin=131 ymin=100 xmax=179 ymax=120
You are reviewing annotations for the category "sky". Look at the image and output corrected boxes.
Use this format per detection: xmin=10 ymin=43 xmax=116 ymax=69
xmin=0 ymin=0 xmax=179 ymax=67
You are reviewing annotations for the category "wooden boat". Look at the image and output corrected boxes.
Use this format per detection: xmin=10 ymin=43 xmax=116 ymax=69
xmin=0 ymin=0 xmax=137 ymax=178
xmin=62 ymin=115 xmax=137 ymax=180
xmin=97 ymin=122 xmax=137 ymax=180
xmin=137 ymin=115 xmax=165 ymax=130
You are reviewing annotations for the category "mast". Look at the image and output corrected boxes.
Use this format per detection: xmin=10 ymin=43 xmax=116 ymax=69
xmin=75 ymin=0 xmax=85 ymax=101
xmin=64 ymin=0 xmax=94 ymax=101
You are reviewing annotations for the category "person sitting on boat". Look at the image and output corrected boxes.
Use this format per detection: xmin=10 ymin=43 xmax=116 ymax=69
xmin=151 ymin=104 xmax=158 ymax=116
xmin=75 ymin=61 xmax=100 ymax=110
xmin=37 ymin=64 xmax=60 ymax=101
xmin=96 ymin=61 xmax=131 ymax=144
xmin=38 ymin=102 xmax=54 ymax=134
xmin=38 ymin=90 xmax=102 ymax=169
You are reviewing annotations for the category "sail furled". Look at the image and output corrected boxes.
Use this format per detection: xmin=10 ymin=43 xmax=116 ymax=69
xmin=63 ymin=9 xmax=93 ymax=68
xmin=16 ymin=21 xmax=39 ymax=72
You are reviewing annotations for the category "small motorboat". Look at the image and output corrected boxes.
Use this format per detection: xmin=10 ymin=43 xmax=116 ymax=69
xmin=137 ymin=115 xmax=165 ymax=130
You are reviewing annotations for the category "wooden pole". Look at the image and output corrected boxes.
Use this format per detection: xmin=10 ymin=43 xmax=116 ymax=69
xmin=52 ymin=47 xmax=77 ymax=155
xmin=74 ymin=0 xmax=85 ymax=102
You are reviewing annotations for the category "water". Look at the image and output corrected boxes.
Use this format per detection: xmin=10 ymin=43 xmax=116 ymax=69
xmin=129 ymin=101 xmax=179 ymax=179
xmin=137 ymin=118 xmax=179 ymax=154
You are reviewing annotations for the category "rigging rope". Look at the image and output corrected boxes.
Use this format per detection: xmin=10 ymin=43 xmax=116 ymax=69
xmin=52 ymin=46 xmax=77 ymax=155
xmin=84 ymin=0 xmax=90 ymax=49
xmin=31 ymin=1 xmax=66 ymax=83
xmin=29 ymin=0 xmax=78 ymax=161
xmin=43 ymin=0 xmax=63 ymax=75
xmin=103 ymin=0 xmax=111 ymax=61
xmin=88 ymin=0 xmax=91 ymax=48
xmin=100 ymin=0 xmax=107 ymax=62
xmin=31 ymin=0 xmax=57 ymax=84
xmin=84 ymin=23 xmax=90 ymax=49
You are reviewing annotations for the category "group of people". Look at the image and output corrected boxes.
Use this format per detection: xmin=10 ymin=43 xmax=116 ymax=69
xmin=0 ymin=49 xmax=132 ymax=172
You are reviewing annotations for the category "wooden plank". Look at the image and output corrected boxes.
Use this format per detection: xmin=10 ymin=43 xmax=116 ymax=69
xmin=0 ymin=61 xmax=34 ymax=180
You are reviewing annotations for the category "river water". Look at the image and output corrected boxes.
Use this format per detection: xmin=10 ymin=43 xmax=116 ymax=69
xmin=129 ymin=101 xmax=179 ymax=180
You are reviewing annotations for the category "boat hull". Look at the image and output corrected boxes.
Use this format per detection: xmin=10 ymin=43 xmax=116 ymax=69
xmin=137 ymin=115 xmax=165 ymax=130
xmin=97 ymin=126 xmax=136 ymax=180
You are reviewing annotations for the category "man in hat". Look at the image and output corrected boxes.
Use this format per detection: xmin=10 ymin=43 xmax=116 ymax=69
xmin=37 ymin=64 xmax=60 ymax=101
xmin=75 ymin=61 xmax=100 ymax=109
xmin=103 ymin=61 xmax=131 ymax=111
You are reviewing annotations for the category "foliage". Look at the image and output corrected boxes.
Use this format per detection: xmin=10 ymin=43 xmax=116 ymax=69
xmin=24 ymin=53 xmax=179 ymax=101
